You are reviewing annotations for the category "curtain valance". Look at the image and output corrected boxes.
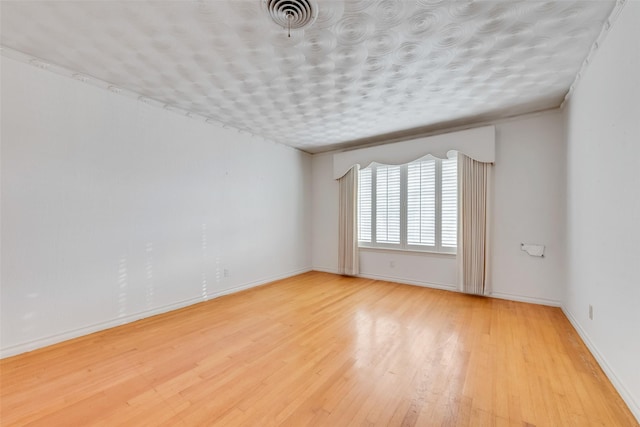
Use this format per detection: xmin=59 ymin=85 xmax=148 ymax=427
xmin=333 ymin=125 xmax=495 ymax=179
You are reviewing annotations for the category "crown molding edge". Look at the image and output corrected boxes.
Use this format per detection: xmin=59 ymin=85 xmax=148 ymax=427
xmin=560 ymin=0 xmax=628 ymax=109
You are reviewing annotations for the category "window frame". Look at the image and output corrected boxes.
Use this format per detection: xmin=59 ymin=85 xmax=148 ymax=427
xmin=358 ymin=156 xmax=457 ymax=255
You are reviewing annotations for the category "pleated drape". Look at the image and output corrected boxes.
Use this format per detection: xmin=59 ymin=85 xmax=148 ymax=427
xmin=338 ymin=165 xmax=359 ymax=276
xmin=458 ymin=153 xmax=492 ymax=295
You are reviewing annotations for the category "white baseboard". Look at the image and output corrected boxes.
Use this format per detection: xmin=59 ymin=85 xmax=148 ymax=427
xmin=206 ymin=267 xmax=313 ymax=299
xmin=489 ymin=291 xmax=561 ymax=307
xmin=561 ymin=306 xmax=640 ymax=423
xmin=312 ymin=266 xmax=340 ymax=274
xmin=313 ymin=269 xmax=563 ymax=307
xmin=0 ymin=267 xmax=313 ymax=359
xmin=356 ymin=272 xmax=457 ymax=292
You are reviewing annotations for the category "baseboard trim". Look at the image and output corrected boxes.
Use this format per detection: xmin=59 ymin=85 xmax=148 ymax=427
xmin=206 ymin=267 xmax=313 ymax=300
xmin=0 ymin=267 xmax=313 ymax=359
xmin=561 ymin=306 xmax=640 ymax=423
xmin=311 ymin=266 xmax=340 ymax=274
xmin=356 ymin=272 xmax=457 ymax=292
xmin=313 ymin=269 xmax=563 ymax=307
xmin=489 ymin=291 xmax=561 ymax=307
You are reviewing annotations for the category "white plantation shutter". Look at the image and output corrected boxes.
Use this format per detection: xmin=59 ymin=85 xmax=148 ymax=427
xmin=407 ymin=159 xmax=436 ymax=246
xmin=357 ymin=155 xmax=457 ymax=253
xmin=441 ymin=157 xmax=458 ymax=249
xmin=358 ymin=168 xmax=372 ymax=243
xmin=376 ymin=165 xmax=401 ymax=244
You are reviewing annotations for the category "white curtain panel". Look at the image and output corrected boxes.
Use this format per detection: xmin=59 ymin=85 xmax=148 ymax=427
xmin=338 ymin=165 xmax=359 ymax=276
xmin=458 ymin=153 xmax=492 ymax=295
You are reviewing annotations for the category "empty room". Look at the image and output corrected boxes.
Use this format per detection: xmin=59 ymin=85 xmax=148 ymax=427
xmin=1 ymin=0 xmax=638 ymax=425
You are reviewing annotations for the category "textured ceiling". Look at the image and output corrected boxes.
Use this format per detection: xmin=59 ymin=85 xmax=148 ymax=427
xmin=0 ymin=0 xmax=615 ymax=153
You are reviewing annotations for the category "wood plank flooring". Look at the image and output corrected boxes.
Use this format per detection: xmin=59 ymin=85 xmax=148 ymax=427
xmin=1 ymin=271 xmax=637 ymax=426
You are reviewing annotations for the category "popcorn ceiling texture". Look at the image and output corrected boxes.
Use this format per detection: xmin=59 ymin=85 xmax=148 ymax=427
xmin=0 ymin=0 xmax=615 ymax=152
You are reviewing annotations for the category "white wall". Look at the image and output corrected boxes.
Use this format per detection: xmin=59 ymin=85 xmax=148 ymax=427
xmin=310 ymin=152 xmax=339 ymax=274
xmin=0 ymin=56 xmax=312 ymax=357
xmin=311 ymin=110 xmax=566 ymax=304
xmin=563 ymin=2 xmax=640 ymax=419
xmin=490 ymin=112 xmax=566 ymax=304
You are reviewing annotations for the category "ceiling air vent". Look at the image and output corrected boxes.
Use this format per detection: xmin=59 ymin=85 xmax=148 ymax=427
xmin=264 ymin=0 xmax=318 ymax=34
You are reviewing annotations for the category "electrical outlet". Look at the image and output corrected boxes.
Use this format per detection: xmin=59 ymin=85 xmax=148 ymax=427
xmin=223 ymin=269 xmax=229 ymax=278
xmin=389 ymin=261 xmax=395 ymax=268
xmin=589 ymin=305 xmax=593 ymax=320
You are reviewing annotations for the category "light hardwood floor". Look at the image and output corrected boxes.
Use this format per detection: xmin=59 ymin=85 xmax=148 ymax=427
xmin=1 ymin=272 xmax=637 ymax=426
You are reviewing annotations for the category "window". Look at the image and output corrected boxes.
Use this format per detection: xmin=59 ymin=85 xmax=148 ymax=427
xmin=358 ymin=155 xmax=457 ymax=253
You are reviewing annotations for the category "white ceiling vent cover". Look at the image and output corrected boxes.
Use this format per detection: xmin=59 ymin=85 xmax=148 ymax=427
xmin=264 ymin=0 xmax=318 ymax=31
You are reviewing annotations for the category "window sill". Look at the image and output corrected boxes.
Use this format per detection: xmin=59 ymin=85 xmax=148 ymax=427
xmin=358 ymin=246 xmax=456 ymax=258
